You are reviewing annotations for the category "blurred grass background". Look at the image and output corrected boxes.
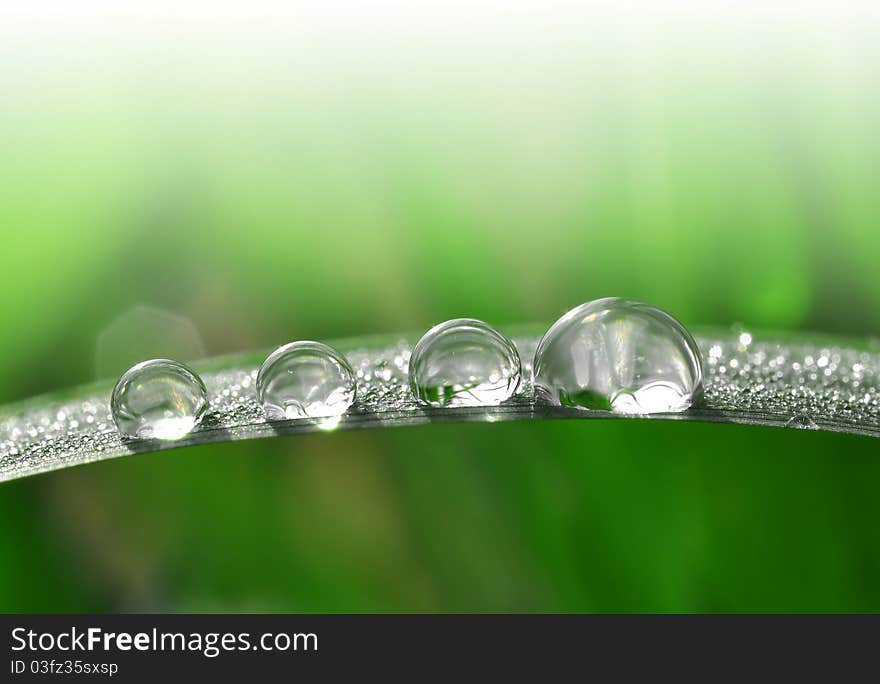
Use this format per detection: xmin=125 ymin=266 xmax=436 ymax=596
xmin=1 ymin=2 xmax=879 ymax=612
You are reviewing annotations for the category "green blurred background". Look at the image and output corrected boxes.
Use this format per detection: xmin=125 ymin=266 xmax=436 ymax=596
xmin=1 ymin=2 xmax=879 ymax=612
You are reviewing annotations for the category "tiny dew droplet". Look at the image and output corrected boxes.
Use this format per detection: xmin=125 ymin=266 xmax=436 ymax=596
xmin=409 ymin=318 xmax=522 ymax=407
xmin=256 ymin=341 xmax=356 ymax=421
xmin=111 ymin=359 xmax=208 ymax=440
xmin=533 ymin=298 xmax=703 ymax=414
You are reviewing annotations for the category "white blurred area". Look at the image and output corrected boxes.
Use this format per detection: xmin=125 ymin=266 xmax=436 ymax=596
xmin=2 ymin=1 xmax=879 ymax=71
xmin=4 ymin=0 xmax=878 ymax=156
xmin=3 ymin=0 xmax=879 ymax=162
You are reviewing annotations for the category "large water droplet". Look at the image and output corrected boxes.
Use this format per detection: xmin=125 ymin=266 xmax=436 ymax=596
xmin=409 ymin=318 xmax=521 ymax=407
xmin=111 ymin=359 xmax=208 ymax=440
xmin=533 ymin=298 xmax=703 ymax=414
xmin=256 ymin=341 xmax=357 ymax=421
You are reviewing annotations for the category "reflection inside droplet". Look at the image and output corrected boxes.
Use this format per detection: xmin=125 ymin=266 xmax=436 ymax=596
xmin=786 ymin=414 xmax=818 ymax=430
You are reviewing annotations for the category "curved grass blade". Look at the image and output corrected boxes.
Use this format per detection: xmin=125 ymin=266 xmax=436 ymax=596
xmin=1 ymin=327 xmax=879 ymax=482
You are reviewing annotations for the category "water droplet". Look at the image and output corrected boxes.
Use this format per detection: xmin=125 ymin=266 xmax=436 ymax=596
xmin=256 ymin=341 xmax=356 ymax=420
xmin=533 ymin=298 xmax=703 ymax=414
xmin=111 ymin=359 xmax=208 ymax=440
xmin=409 ymin=318 xmax=521 ymax=407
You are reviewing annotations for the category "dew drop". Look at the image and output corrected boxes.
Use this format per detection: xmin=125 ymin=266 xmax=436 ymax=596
xmin=111 ymin=359 xmax=208 ymax=440
xmin=256 ymin=341 xmax=356 ymax=421
xmin=409 ymin=318 xmax=521 ymax=407
xmin=533 ymin=298 xmax=703 ymax=414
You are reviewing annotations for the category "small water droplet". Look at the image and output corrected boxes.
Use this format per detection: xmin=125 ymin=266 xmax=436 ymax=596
xmin=111 ymin=359 xmax=208 ymax=440
xmin=533 ymin=298 xmax=703 ymax=414
xmin=256 ymin=341 xmax=357 ymax=421
xmin=409 ymin=318 xmax=521 ymax=407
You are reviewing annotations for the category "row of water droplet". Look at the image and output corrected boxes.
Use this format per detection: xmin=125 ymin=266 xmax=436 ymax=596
xmin=110 ymin=298 xmax=705 ymax=441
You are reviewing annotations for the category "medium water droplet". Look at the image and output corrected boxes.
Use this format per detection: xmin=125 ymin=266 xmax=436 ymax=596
xmin=111 ymin=359 xmax=208 ymax=440
xmin=256 ymin=341 xmax=356 ymax=421
xmin=409 ymin=318 xmax=521 ymax=407
xmin=533 ymin=298 xmax=703 ymax=414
